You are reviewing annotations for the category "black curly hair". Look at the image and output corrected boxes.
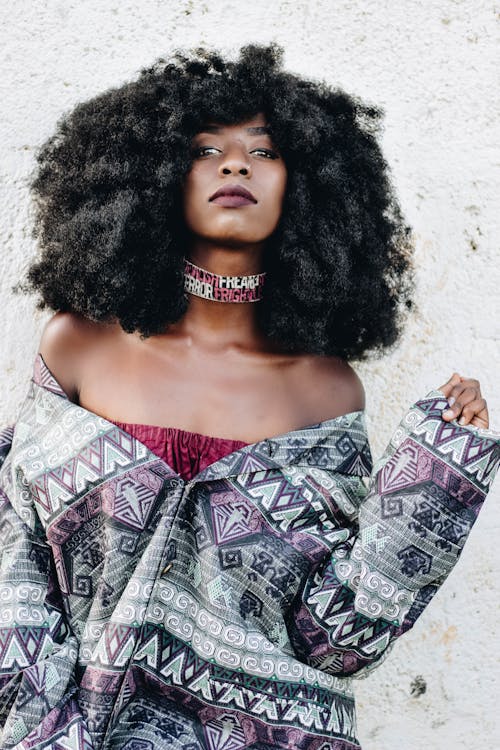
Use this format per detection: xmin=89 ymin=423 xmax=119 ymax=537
xmin=15 ymin=42 xmax=415 ymax=360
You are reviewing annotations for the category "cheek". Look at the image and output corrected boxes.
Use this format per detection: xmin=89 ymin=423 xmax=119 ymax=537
xmin=268 ymin=169 xmax=287 ymax=216
xmin=271 ymin=163 xmax=287 ymax=199
xmin=182 ymin=171 xmax=205 ymax=223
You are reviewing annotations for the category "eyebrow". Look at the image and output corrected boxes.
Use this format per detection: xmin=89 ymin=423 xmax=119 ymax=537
xmin=198 ymin=125 xmax=272 ymax=135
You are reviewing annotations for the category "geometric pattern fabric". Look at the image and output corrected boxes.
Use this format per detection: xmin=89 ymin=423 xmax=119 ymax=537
xmin=0 ymin=353 xmax=498 ymax=749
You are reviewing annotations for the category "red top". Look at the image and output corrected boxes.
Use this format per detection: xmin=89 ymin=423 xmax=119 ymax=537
xmin=109 ymin=420 xmax=249 ymax=481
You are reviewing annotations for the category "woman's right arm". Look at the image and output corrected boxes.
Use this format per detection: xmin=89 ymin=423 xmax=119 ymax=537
xmin=0 ymin=314 xmax=90 ymax=745
xmin=0 ymin=418 xmax=87 ymax=745
xmin=37 ymin=311 xmax=85 ymax=403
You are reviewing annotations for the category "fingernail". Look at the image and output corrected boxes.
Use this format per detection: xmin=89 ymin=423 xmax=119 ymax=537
xmin=447 ymin=397 xmax=455 ymax=407
xmin=442 ymin=409 xmax=454 ymax=417
xmin=459 ymin=417 xmax=466 ymax=425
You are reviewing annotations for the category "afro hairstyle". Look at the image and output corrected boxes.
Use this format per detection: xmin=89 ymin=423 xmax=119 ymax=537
xmin=15 ymin=42 xmax=415 ymax=361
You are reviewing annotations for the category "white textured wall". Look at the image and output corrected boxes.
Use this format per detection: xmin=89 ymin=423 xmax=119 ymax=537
xmin=1 ymin=2 xmax=499 ymax=747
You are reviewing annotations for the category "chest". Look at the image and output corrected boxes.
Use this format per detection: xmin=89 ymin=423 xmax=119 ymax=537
xmin=76 ymin=346 xmax=343 ymax=443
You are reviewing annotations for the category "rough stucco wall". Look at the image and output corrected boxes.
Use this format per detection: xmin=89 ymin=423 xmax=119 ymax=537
xmin=0 ymin=1 xmax=498 ymax=747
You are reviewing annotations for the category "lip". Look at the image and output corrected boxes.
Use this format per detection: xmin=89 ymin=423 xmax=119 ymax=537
xmin=209 ymin=184 xmax=257 ymax=204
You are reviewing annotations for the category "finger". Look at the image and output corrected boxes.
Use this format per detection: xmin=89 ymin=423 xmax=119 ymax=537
xmin=457 ymin=398 xmax=489 ymax=428
xmin=469 ymin=413 xmax=489 ymax=429
xmin=443 ymin=396 xmax=489 ymax=427
xmin=438 ymin=372 xmax=462 ymax=398
xmin=455 ymin=377 xmax=481 ymax=394
xmin=441 ymin=385 xmax=480 ymax=420
xmin=448 ymin=384 xmax=481 ymax=408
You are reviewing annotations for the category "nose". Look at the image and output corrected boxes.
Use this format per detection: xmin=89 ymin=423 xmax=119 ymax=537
xmin=218 ymin=145 xmax=251 ymax=177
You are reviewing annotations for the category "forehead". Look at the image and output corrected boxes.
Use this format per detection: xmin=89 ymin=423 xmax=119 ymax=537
xmin=195 ymin=113 xmax=271 ymax=137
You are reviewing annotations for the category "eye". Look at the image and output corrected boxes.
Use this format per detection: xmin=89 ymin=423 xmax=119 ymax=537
xmin=191 ymin=146 xmax=220 ymax=158
xmin=191 ymin=145 xmax=280 ymax=160
xmin=251 ymin=148 xmax=279 ymax=159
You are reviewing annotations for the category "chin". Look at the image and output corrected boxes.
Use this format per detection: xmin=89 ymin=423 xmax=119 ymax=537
xmin=199 ymin=230 xmax=269 ymax=247
xmin=219 ymin=236 xmax=267 ymax=248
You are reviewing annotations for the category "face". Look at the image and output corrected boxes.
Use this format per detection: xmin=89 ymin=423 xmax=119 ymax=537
xmin=182 ymin=112 xmax=287 ymax=248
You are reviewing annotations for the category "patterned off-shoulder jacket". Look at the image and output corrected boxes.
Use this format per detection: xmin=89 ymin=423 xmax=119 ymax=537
xmin=0 ymin=353 xmax=498 ymax=749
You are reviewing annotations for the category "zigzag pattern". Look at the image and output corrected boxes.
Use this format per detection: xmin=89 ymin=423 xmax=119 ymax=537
xmin=0 ymin=361 xmax=497 ymax=749
xmin=415 ymin=411 xmax=498 ymax=483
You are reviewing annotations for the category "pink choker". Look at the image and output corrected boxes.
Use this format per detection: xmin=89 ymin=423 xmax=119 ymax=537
xmin=183 ymin=258 xmax=266 ymax=303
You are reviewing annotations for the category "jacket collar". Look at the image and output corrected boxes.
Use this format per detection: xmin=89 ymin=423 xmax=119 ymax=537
xmin=30 ymin=353 xmax=373 ymax=483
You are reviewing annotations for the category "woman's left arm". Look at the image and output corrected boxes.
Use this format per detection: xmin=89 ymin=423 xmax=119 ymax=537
xmin=287 ymin=375 xmax=499 ymax=679
xmin=439 ymin=372 xmax=489 ymax=428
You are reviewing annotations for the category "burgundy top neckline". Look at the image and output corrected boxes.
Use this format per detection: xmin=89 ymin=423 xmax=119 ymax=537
xmin=108 ymin=419 xmax=249 ymax=445
xmin=108 ymin=419 xmax=249 ymax=482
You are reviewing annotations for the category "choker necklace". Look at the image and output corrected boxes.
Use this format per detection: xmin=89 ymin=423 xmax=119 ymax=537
xmin=183 ymin=258 xmax=266 ymax=303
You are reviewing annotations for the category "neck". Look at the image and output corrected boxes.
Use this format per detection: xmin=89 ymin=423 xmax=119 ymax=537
xmin=187 ymin=241 xmax=265 ymax=276
xmin=177 ymin=241 xmax=268 ymax=349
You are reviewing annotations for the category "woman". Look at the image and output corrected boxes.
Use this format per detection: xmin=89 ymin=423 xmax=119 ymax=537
xmin=0 ymin=44 xmax=497 ymax=750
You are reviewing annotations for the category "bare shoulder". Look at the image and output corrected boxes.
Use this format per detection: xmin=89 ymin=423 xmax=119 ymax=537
xmin=38 ymin=312 xmax=107 ymax=402
xmin=296 ymin=354 xmax=366 ymax=417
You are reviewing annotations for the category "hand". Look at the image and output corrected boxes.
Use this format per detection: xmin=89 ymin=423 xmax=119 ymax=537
xmin=438 ymin=373 xmax=489 ymax=428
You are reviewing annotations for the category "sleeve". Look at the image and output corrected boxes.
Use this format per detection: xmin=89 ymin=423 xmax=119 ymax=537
xmin=286 ymin=389 xmax=500 ymax=679
xmin=0 ymin=423 xmax=88 ymax=748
